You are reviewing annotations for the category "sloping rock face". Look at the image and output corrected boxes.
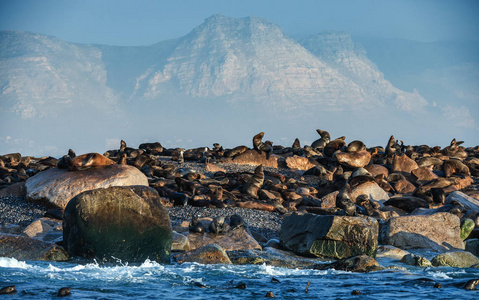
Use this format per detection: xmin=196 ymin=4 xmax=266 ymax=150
xmin=63 ymin=186 xmax=172 ymax=263
xmin=0 ymin=233 xmax=68 ymax=261
xmin=380 ymin=212 xmax=464 ymax=252
xmin=280 ymin=212 xmax=378 ymax=259
xmin=26 ymin=165 xmax=148 ymax=209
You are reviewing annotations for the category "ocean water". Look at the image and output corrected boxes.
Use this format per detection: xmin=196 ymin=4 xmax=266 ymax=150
xmin=1 ymin=257 xmax=478 ymax=299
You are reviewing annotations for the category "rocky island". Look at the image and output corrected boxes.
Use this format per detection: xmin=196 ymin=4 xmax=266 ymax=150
xmin=1 ymin=131 xmax=479 ymax=288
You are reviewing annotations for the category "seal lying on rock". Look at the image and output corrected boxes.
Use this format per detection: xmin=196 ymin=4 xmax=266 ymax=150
xmin=68 ymin=153 xmax=116 ymax=171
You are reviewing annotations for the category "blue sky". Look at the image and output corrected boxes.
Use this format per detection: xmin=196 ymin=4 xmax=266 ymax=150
xmin=1 ymin=0 xmax=478 ymax=46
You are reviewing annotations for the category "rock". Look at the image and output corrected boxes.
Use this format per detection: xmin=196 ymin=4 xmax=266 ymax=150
xmin=312 ymin=255 xmax=384 ymax=272
xmin=411 ymin=167 xmax=439 ymax=183
xmin=285 ymin=156 xmax=317 ymax=170
xmin=401 ymin=253 xmax=432 ymax=267
xmin=22 ymin=217 xmax=60 ymax=240
xmin=0 ymin=233 xmax=68 ymax=261
xmin=350 ymin=181 xmax=389 ymax=207
xmin=26 ymin=165 xmax=148 ymax=209
xmin=226 ymin=150 xmax=281 ymax=168
xmin=431 ymin=251 xmax=479 ymax=268
xmin=172 ymin=231 xmax=190 ymax=252
xmin=263 ymin=239 xmax=281 ymax=249
xmin=392 ymin=154 xmax=418 ymax=174
xmin=63 ymin=186 xmax=172 ymax=263
xmin=451 ymin=175 xmax=473 ymax=190
xmin=0 ymin=182 xmax=26 ymax=198
xmin=380 ymin=212 xmax=464 ymax=251
xmin=227 ymin=247 xmax=325 ymax=269
xmin=176 ymin=243 xmax=232 ymax=264
xmin=461 ymin=219 xmax=475 ymax=240
xmin=318 ymin=191 xmax=339 ymax=209
xmin=391 ymin=179 xmax=416 ymax=194
xmin=446 ymin=191 xmax=479 ymax=212
xmin=465 ymin=239 xmax=479 ymax=256
xmin=280 ymin=212 xmax=378 ymax=259
xmin=335 ymin=150 xmax=371 ymax=168
xmin=375 ymin=245 xmax=409 ymax=260
xmin=186 ymin=227 xmax=261 ymax=251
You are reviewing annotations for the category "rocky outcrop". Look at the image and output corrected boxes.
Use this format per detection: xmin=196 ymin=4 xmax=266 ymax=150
xmin=26 ymin=165 xmax=148 ymax=209
xmin=280 ymin=212 xmax=378 ymax=259
xmin=63 ymin=185 xmax=172 ymax=263
xmin=0 ymin=233 xmax=68 ymax=261
xmin=431 ymin=251 xmax=479 ymax=268
xmin=380 ymin=212 xmax=464 ymax=251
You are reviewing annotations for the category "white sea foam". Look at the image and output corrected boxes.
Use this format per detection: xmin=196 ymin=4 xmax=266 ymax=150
xmin=0 ymin=257 xmax=29 ymax=269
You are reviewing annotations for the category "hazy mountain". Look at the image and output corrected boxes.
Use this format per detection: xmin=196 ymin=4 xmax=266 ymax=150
xmin=0 ymin=15 xmax=477 ymax=156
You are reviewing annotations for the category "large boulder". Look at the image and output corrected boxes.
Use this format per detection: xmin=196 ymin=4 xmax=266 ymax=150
xmin=0 ymin=233 xmax=68 ymax=261
xmin=63 ymin=186 xmax=172 ymax=263
xmin=392 ymin=154 xmax=418 ymax=174
xmin=280 ymin=212 xmax=378 ymax=259
xmin=26 ymin=165 xmax=148 ymax=209
xmin=335 ymin=150 xmax=371 ymax=168
xmin=431 ymin=251 xmax=479 ymax=268
xmin=446 ymin=191 xmax=479 ymax=212
xmin=380 ymin=212 xmax=464 ymax=251
xmin=350 ymin=181 xmax=389 ymax=207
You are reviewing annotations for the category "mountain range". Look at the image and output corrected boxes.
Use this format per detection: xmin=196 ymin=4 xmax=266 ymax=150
xmin=1 ymin=15 xmax=477 ymax=156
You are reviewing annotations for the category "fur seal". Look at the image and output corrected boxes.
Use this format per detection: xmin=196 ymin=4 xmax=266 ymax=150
xmin=253 ymin=132 xmax=273 ymax=159
xmin=311 ymin=129 xmax=331 ymax=150
xmin=443 ymin=159 xmax=470 ymax=178
xmin=347 ymin=140 xmax=366 ymax=152
xmin=139 ymin=142 xmax=164 ymax=155
xmin=442 ymin=138 xmax=468 ymax=159
xmin=336 ymin=183 xmax=356 ymax=216
xmin=292 ymin=138 xmax=304 ymax=156
xmin=68 ymin=153 xmax=115 ymax=171
xmin=229 ymin=214 xmax=245 ymax=229
xmin=323 ymin=136 xmax=346 ymax=157
xmin=462 ymin=279 xmax=479 ymax=290
xmin=0 ymin=286 xmax=16 ymax=294
xmin=244 ymin=165 xmax=264 ymax=199
xmin=209 ymin=216 xmax=227 ymax=234
xmin=224 ymin=146 xmax=248 ymax=158
xmin=57 ymin=287 xmax=71 ymax=297
xmin=189 ymin=215 xmax=206 ymax=233
xmin=386 ymin=135 xmax=396 ymax=157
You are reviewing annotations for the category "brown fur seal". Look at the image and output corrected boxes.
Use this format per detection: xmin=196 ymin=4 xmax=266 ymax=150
xmin=68 ymin=153 xmax=115 ymax=171
xmin=386 ymin=135 xmax=396 ymax=157
xmin=292 ymin=138 xmax=304 ymax=156
xmin=336 ymin=183 xmax=356 ymax=216
xmin=323 ymin=136 xmax=346 ymax=157
xmin=442 ymin=138 xmax=468 ymax=159
xmin=311 ymin=129 xmax=331 ymax=150
xmin=57 ymin=287 xmax=71 ymax=297
xmin=244 ymin=165 xmax=264 ymax=199
xmin=0 ymin=286 xmax=16 ymax=294
xmin=224 ymin=146 xmax=249 ymax=158
xmin=347 ymin=140 xmax=366 ymax=152
xmin=139 ymin=142 xmax=164 ymax=155
xmin=443 ymin=159 xmax=470 ymax=178
xmin=253 ymin=132 xmax=273 ymax=159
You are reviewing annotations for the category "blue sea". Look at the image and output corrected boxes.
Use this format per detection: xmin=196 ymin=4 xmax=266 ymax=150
xmin=1 ymin=256 xmax=478 ymax=299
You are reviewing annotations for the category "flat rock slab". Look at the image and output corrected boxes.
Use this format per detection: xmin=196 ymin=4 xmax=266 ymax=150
xmin=186 ymin=227 xmax=262 ymax=252
xmin=380 ymin=212 xmax=464 ymax=252
xmin=26 ymin=164 xmax=148 ymax=209
xmin=0 ymin=233 xmax=68 ymax=261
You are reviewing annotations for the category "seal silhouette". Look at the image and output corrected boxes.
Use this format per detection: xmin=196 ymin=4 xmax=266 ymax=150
xmin=253 ymin=132 xmax=273 ymax=159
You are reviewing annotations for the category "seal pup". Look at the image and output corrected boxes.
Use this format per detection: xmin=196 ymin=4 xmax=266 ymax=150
xmin=311 ymin=129 xmax=331 ymax=150
xmin=68 ymin=153 xmax=115 ymax=171
xmin=57 ymin=287 xmax=71 ymax=297
xmin=244 ymin=165 xmax=264 ymax=199
xmin=0 ymin=286 xmax=16 ymax=294
xmin=253 ymin=132 xmax=273 ymax=159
